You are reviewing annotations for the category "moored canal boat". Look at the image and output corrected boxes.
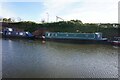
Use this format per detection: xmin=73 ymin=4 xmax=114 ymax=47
xmin=45 ymin=32 xmax=108 ymax=44
xmin=108 ymin=37 xmax=120 ymax=46
xmin=1 ymin=27 xmax=34 ymax=39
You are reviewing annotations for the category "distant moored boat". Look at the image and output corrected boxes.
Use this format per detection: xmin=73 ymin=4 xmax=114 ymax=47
xmin=108 ymin=37 xmax=120 ymax=46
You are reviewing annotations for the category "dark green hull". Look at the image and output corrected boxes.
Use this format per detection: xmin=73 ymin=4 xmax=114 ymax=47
xmin=45 ymin=38 xmax=109 ymax=45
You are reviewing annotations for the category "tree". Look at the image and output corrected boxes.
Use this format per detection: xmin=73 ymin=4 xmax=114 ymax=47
xmin=70 ymin=20 xmax=83 ymax=24
xmin=3 ymin=18 xmax=8 ymax=22
xmin=8 ymin=18 xmax=12 ymax=23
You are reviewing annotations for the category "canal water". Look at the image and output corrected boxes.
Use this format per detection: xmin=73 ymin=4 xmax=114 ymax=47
xmin=2 ymin=38 xmax=119 ymax=78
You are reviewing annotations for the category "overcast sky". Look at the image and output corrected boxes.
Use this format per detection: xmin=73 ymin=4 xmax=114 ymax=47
xmin=0 ymin=0 xmax=119 ymax=23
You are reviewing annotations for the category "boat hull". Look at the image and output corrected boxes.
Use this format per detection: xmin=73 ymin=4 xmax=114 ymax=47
xmin=45 ymin=38 xmax=109 ymax=44
xmin=2 ymin=35 xmax=34 ymax=39
xmin=108 ymin=41 xmax=120 ymax=46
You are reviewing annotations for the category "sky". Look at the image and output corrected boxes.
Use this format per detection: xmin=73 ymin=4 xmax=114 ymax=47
xmin=0 ymin=0 xmax=119 ymax=23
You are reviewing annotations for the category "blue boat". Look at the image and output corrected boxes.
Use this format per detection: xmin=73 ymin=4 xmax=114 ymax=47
xmin=1 ymin=27 xmax=34 ymax=39
xmin=45 ymin=32 xmax=108 ymax=44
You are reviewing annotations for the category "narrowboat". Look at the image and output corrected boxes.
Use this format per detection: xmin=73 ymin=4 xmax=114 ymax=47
xmin=108 ymin=37 xmax=120 ymax=46
xmin=45 ymin=32 xmax=108 ymax=44
xmin=1 ymin=28 xmax=34 ymax=39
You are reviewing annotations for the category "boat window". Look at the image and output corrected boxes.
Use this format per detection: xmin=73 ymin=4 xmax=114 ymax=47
xmin=47 ymin=33 xmax=50 ymax=36
xmin=26 ymin=32 xmax=29 ymax=34
xmin=8 ymin=32 xmax=11 ymax=35
xmin=19 ymin=32 xmax=24 ymax=35
xmin=53 ymin=34 xmax=55 ymax=36
xmin=97 ymin=34 xmax=101 ymax=38
xmin=55 ymin=34 xmax=57 ymax=36
xmin=16 ymin=32 xmax=18 ymax=35
xmin=8 ymin=28 xmax=13 ymax=32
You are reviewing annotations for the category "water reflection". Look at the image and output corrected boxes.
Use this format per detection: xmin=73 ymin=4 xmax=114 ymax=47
xmin=2 ymin=39 xmax=118 ymax=78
